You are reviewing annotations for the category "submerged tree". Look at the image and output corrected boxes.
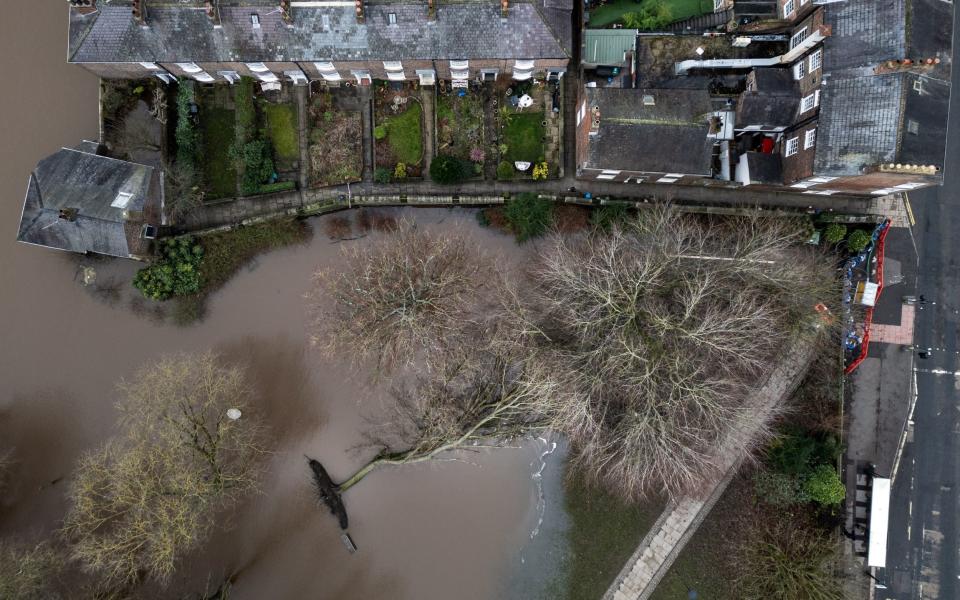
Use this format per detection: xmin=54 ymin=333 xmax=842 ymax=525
xmin=0 ymin=540 xmax=65 ymax=600
xmin=309 ymin=220 xmax=489 ymax=374
xmin=63 ymin=352 xmax=266 ymax=588
xmin=501 ymin=210 xmax=833 ymax=499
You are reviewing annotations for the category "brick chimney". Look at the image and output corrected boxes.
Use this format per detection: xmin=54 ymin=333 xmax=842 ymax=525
xmin=132 ymin=0 xmax=147 ymax=27
xmin=205 ymin=1 xmax=221 ymax=27
xmin=280 ymin=0 xmax=293 ymax=25
xmin=68 ymin=0 xmax=97 ymax=15
xmin=501 ymin=0 xmax=508 ymax=17
xmin=355 ymin=0 xmax=364 ymax=23
xmin=427 ymin=0 xmax=435 ymax=21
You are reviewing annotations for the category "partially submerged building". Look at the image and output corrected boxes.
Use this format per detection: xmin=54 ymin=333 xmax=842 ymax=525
xmin=18 ymin=143 xmax=162 ymax=259
xmin=578 ymin=0 xmax=953 ymax=196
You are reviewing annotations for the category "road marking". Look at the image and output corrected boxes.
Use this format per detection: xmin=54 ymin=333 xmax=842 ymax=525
xmin=904 ymin=192 xmax=917 ymax=226
xmin=915 ymin=368 xmax=960 ymax=376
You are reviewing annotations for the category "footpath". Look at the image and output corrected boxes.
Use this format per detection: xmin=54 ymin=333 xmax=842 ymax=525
xmin=604 ymin=334 xmax=819 ymax=600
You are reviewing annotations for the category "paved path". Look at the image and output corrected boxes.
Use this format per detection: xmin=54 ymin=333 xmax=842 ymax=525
xmin=421 ymin=86 xmax=435 ymax=175
xmin=296 ymin=84 xmax=309 ymax=191
xmin=871 ymin=304 xmax=916 ymax=345
xmin=358 ymin=85 xmax=374 ymax=183
xmin=605 ymin=334 xmax=819 ymax=600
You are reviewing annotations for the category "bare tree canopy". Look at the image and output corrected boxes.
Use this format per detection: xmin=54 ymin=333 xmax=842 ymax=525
xmin=63 ymin=352 xmax=266 ymax=588
xmin=309 ymin=220 xmax=489 ymax=374
xmin=0 ymin=540 xmax=64 ymax=600
xmin=500 ymin=209 xmax=834 ymax=500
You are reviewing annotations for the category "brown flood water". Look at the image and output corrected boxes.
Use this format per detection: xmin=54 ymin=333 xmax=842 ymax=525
xmin=0 ymin=3 xmax=548 ymax=598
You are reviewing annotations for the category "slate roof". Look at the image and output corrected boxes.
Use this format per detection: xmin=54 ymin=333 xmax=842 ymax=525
xmin=814 ymin=0 xmax=952 ymax=177
xmin=18 ymin=148 xmax=154 ymax=258
xmin=737 ymin=93 xmax=799 ymax=129
xmin=69 ymin=3 xmax=572 ymax=63
xmin=584 ymin=88 xmax=714 ymax=175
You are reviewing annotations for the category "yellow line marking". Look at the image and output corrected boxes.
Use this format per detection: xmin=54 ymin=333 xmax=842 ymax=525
xmin=904 ymin=192 xmax=916 ymax=226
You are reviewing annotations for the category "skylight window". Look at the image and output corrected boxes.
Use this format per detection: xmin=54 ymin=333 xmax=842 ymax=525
xmin=111 ymin=191 xmax=133 ymax=209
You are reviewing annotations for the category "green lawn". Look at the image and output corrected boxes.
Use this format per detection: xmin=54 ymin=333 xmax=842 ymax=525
xmin=383 ymin=102 xmax=423 ymax=165
xmin=261 ymin=102 xmax=299 ymax=162
xmin=503 ymin=112 xmax=545 ymax=164
xmin=588 ymin=0 xmax=712 ymax=28
xmin=550 ymin=470 xmax=663 ymax=600
xmin=200 ymin=106 xmax=238 ymax=199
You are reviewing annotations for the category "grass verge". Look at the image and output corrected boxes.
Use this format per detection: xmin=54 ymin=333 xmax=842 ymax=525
xmin=554 ymin=469 xmax=662 ymax=600
xmin=173 ymin=219 xmax=312 ymax=324
xmin=384 ymin=102 xmax=424 ymax=165
xmin=504 ymin=112 xmax=545 ymax=164
xmin=261 ymin=102 xmax=300 ymax=162
xmin=588 ymin=0 xmax=711 ymax=28
xmin=201 ymin=107 xmax=238 ymax=198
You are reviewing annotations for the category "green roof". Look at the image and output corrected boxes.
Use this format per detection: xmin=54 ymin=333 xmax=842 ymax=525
xmin=583 ymin=29 xmax=638 ymax=66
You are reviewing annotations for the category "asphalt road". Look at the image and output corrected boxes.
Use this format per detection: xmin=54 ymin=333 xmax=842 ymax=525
xmin=883 ymin=5 xmax=960 ymax=596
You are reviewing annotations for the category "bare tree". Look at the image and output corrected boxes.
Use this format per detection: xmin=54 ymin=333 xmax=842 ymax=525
xmin=62 ymin=352 xmax=266 ymax=588
xmin=0 ymin=540 xmax=64 ymax=600
xmin=309 ymin=220 xmax=489 ymax=374
xmin=497 ymin=209 xmax=835 ymax=500
xmin=163 ymin=161 xmax=205 ymax=223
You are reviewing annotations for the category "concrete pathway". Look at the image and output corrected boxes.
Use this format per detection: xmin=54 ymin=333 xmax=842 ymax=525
xmin=296 ymin=84 xmax=309 ymax=191
xmin=358 ymin=85 xmax=374 ymax=183
xmin=421 ymin=86 xmax=435 ymax=175
xmin=605 ymin=334 xmax=819 ymax=600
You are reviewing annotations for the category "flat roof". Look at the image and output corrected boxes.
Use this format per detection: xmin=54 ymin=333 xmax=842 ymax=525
xmin=583 ymin=29 xmax=637 ymax=66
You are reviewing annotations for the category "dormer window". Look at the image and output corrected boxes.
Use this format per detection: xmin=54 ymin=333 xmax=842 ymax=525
xmin=790 ymin=27 xmax=808 ymax=50
xmin=176 ymin=62 xmax=203 ymax=74
xmin=387 ymin=12 xmax=397 ymax=25
xmin=247 ymin=62 xmax=270 ymax=73
xmin=383 ymin=61 xmax=403 ymax=71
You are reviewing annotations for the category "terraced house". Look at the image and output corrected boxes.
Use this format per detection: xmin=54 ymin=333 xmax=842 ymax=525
xmin=578 ymin=0 xmax=952 ymax=196
xmin=67 ymin=0 xmax=572 ymax=86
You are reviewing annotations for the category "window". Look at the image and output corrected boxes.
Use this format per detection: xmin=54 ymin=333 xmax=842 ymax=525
xmin=808 ymin=49 xmax=822 ymax=72
xmin=907 ymin=119 xmax=920 ymax=135
xmin=785 ymin=137 xmax=799 ymax=156
xmin=450 ymin=60 xmax=469 ymax=70
xmin=597 ymin=173 xmax=616 ymax=180
xmin=193 ymin=71 xmax=215 ymax=83
xmin=218 ymin=71 xmax=240 ymax=84
xmin=175 ymin=62 xmax=203 ymax=73
xmin=387 ymin=71 xmax=406 ymax=81
xmin=351 ymin=70 xmax=372 ymax=84
xmin=800 ymin=91 xmax=819 ymax=113
xmin=481 ymin=70 xmax=498 ymax=82
xmin=793 ymin=60 xmax=806 ymax=80
xmin=387 ymin=12 xmax=397 ymax=24
xmin=601 ymin=169 xmax=621 ymax=175
xmin=321 ymin=15 xmax=331 ymax=31
xmin=111 ymin=191 xmax=133 ymax=208
xmin=800 ymin=0 xmax=810 ymax=4
xmin=139 ymin=62 xmax=160 ymax=70
xmin=783 ymin=0 xmax=795 ymax=18
xmin=250 ymin=14 xmax=261 ymax=28
xmin=417 ymin=70 xmax=436 ymax=86
xmin=247 ymin=62 xmax=269 ymax=72
xmin=657 ymin=176 xmax=680 ymax=183
xmin=383 ymin=61 xmax=403 ymax=71
xmin=804 ymin=128 xmax=816 ymax=149
xmin=790 ymin=27 xmax=807 ymax=50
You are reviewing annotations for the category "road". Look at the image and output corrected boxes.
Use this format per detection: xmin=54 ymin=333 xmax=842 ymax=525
xmin=883 ymin=3 xmax=960 ymax=596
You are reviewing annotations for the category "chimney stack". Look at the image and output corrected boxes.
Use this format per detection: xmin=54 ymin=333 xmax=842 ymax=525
xmin=68 ymin=0 xmax=97 ymax=15
xmin=205 ymin=1 xmax=221 ymax=27
xmin=132 ymin=0 xmax=147 ymax=27
xmin=280 ymin=0 xmax=293 ymax=25
xmin=427 ymin=0 xmax=435 ymax=21
xmin=501 ymin=0 xmax=508 ymax=17
xmin=355 ymin=0 xmax=365 ymax=23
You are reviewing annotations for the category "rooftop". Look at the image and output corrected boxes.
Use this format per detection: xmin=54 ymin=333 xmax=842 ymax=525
xmin=584 ymin=88 xmax=714 ymax=175
xmin=583 ymin=28 xmax=637 ymax=66
xmin=18 ymin=147 xmax=155 ymax=258
xmin=69 ymin=1 xmax=573 ymax=64
xmin=814 ymin=0 xmax=952 ymax=177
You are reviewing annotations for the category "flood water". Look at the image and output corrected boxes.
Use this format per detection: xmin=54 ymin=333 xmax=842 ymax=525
xmin=0 ymin=3 xmax=565 ymax=598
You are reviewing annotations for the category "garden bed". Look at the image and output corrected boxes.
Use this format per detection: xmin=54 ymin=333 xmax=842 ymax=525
xmin=199 ymin=105 xmax=239 ymax=199
xmin=374 ymin=85 xmax=424 ymax=179
xmin=307 ymin=91 xmax=362 ymax=187
xmin=436 ymin=90 xmax=486 ymax=177
xmin=260 ymin=101 xmax=299 ymax=170
xmin=588 ymin=0 xmax=713 ymax=29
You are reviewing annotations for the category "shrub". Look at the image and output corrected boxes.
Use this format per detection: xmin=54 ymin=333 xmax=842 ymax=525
xmin=497 ymin=160 xmax=514 ymax=180
xmin=257 ymin=181 xmax=296 ymax=194
xmin=234 ymin=77 xmax=256 ymax=142
xmin=470 ymin=147 xmax=486 ymax=163
xmin=554 ymin=204 xmax=591 ymax=233
xmin=231 ymin=139 xmax=275 ymax=195
xmin=374 ymin=167 xmax=392 ymax=184
xmin=623 ymin=0 xmax=673 ymax=30
xmin=324 ymin=110 xmax=334 ymax=123
xmin=134 ymin=237 xmax=204 ymax=301
xmin=374 ymin=124 xmax=388 ymax=140
xmin=804 ymin=465 xmax=845 ymax=506
xmin=394 ymin=162 xmax=407 ymax=180
xmin=175 ymin=82 xmax=199 ymax=167
xmin=847 ymin=229 xmax=872 ymax=253
xmin=503 ymin=193 xmax=553 ymax=242
xmin=754 ymin=470 xmax=810 ymax=506
xmin=430 ymin=155 xmax=470 ymax=184
xmin=532 ymin=161 xmax=549 ymax=180
xmin=823 ymin=223 xmax=847 ymax=244
xmin=591 ymin=204 xmax=632 ymax=231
